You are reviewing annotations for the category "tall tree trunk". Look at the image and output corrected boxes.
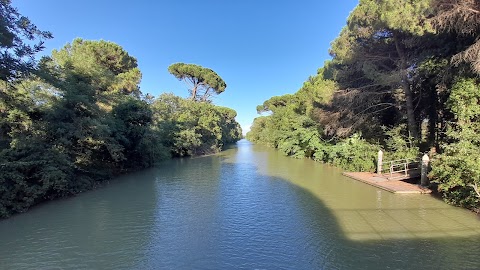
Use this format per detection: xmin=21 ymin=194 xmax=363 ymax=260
xmin=191 ymin=84 xmax=198 ymax=101
xmin=427 ymin=85 xmax=438 ymax=147
xmin=394 ymin=33 xmax=419 ymax=139
xmin=401 ymin=79 xmax=418 ymax=139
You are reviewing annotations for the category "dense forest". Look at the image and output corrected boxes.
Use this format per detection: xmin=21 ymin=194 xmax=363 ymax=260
xmin=247 ymin=0 xmax=480 ymax=210
xmin=0 ymin=1 xmax=241 ymax=217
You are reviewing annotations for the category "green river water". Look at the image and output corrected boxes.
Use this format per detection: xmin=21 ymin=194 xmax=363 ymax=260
xmin=1 ymin=140 xmax=479 ymax=269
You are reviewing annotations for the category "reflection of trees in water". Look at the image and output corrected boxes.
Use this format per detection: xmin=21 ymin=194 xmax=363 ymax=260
xmin=0 ymin=168 xmax=159 ymax=269
xmin=137 ymin=156 xmax=224 ymax=269
xmin=1 ymin=147 xmax=480 ymax=269
xmin=244 ymin=143 xmax=480 ymax=268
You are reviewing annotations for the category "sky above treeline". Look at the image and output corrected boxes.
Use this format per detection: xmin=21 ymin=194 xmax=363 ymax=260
xmin=15 ymin=0 xmax=359 ymax=134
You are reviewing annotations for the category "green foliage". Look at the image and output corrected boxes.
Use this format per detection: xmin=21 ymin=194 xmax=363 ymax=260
xmin=246 ymin=116 xmax=270 ymax=143
xmin=247 ymin=80 xmax=377 ymax=171
xmin=0 ymin=0 xmax=52 ymax=81
xmin=152 ymin=93 xmax=242 ymax=157
xmin=297 ymin=73 xmax=335 ymax=116
xmin=316 ymin=134 xmax=379 ymax=172
xmin=246 ymin=1 xmax=480 ymax=212
xmin=382 ymin=125 xmax=419 ymax=161
xmin=5 ymin=0 xmax=480 ymax=217
xmin=0 ymin=36 xmax=241 ymax=218
xmin=168 ymin=63 xmax=226 ymax=102
xmin=250 ymin=0 xmax=480 ymax=212
xmin=0 ymin=142 xmax=73 ymax=217
xmin=430 ymin=79 xmax=480 ymax=209
xmin=273 ymin=112 xmax=322 ymax=158
xmin=329 ymin=0 xmax=436 ymax=140
xmin=348 ymin=0 xmax=433 ymax=36
xmin=447 ymin=79 xmax=480 ymax=122
xmin=111 ymin=97 xmax=161 ymax=169
xmin=45 ymin=38 xmax=142 ymax=98
xmin=430 ymin=142 xmax=480 ymax=208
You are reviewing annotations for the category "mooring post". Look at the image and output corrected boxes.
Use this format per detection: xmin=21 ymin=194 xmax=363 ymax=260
xmin=377 ymin=150 xmax=383 ymax=175
xmin=421 ymin=154 xmax=430 ymax=186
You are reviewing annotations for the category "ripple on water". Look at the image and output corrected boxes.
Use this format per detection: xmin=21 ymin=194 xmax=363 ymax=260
xmin=0 ymin=140 xmax=480 ymax=269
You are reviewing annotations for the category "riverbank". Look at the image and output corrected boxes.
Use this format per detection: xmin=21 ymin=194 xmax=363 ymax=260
xmin=0 ymin=145 xmax=240 ymax=219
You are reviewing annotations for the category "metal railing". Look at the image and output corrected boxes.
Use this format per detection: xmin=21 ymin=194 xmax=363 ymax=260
xmin=381 ymin=158 xmax=420 ymax=180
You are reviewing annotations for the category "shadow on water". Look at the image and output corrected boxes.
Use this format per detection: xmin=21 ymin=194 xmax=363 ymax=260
xmin=0 ymin=139 xmax=479 ymax=269
xmin=220 ymin=140 xmax=480 ymax=269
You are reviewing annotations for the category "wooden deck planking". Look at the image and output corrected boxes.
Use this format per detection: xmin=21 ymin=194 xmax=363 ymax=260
xmin=343 ymin=172 xmax=432 ymax=194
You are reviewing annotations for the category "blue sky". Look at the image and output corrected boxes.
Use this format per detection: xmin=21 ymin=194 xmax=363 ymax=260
xmin=15 ymin=0 xmax=358 ymax=134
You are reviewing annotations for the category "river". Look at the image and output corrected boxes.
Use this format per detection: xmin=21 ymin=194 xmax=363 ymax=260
xmin=1 ymin=140 xmax=479 ymax=269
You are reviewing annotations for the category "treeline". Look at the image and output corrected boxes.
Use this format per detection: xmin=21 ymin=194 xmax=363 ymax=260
xmin=0 ymin=2 xmax=241 ymax=217
xmin=247 ymin=0 xmax=480 ymax=210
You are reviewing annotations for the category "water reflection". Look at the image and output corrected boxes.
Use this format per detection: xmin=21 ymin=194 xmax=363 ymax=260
xmin=0 ymin=139 xmax=479 ymax=269
xmin=0 ymin=169 xmax=159 ymax=269
xmin=221 ymin=141 xmax=480 ymax=242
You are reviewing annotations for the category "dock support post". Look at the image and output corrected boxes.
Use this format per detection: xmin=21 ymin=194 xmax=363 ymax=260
xmin=377 ymin=150 xmax=383 ymax=175
xmin=421 ymin=154 xmax=430 ymax=186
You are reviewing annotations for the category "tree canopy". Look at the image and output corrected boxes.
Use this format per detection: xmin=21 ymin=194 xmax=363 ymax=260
xmin=0 ymin=3 xmax=241 ymax=218
xmin=431 ymin=0 xmax=480 ymax=74
xmin=168 ymin=63 xmax=226 ymax=102
xmin=44 ymin=38 xmax=142 ymax=98
xmin=247 ymin=0 xmax=480 ymax=211
xmin=0 ymin=0 xmax=52 ymax=81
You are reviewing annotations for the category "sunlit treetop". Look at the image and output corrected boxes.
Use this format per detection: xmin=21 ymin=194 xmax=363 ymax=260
xmin=168 ymin=63 xmax=226 ymax=102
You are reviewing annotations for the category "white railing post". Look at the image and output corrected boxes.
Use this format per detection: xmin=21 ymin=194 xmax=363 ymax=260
xmin=377 ymin=150 xmax=383 ymax=175
xmin=421 ymin=154 xmax=430 ymax=186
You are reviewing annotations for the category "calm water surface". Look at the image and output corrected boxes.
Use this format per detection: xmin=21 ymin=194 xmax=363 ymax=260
xmin=1 ymin=140 xmax=480 ymax=269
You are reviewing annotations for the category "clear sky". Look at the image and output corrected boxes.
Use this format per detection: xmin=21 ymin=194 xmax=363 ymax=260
xmin=14 ymin=0 xmax=358 ymax=134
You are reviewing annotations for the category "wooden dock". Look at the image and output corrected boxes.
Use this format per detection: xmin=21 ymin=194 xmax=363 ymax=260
xmin=343 ymin=172 xmax=432 ymax=194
